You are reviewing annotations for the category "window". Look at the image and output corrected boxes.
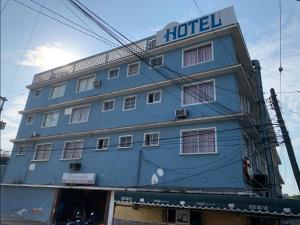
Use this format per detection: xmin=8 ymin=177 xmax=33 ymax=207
xmin=33 ymin=144 xmax=52 ymax=161
xmin=70 ymin=105 xmax=90 ymax=123
xmin=102 ymin=99 xmax=115 ymax=112
xmin=147 ymin=90 xmax=161 ymax=104
xmin=118 ymin=135 xmax=132 ymax=148
xmin=62 ymin=140 xmax=83 ymax=160
xmin=123 ymin=96 xmax=136 ymax=111
xmin=183 ymin=43 xmax=212 ymax=67
xmin=144 ymin=132 xmax=159 ymax=147
xmin=150 ymin=56 xmax=163 ymax=67
xmin=33 ymin=88 xmax=42 ymax=98
xmin=50 ymin=83 xmax=66 ymax=99
xmin=26 ymin=115 xmax=35 ymax=125
xmin=16 ymin=145 xmax=27 ymax=155
xmin=163 ymin=209 xmax=191 ymax=224
xmin=181 ymin=128 xmax=216 ymax=154
xmin=76 ymin=75 xmax=95 ymax=92
xmin=108 ymin=68 xmax=119 ymax=79
xmin=176 ymin=210 xmax=190 ymax=224
xmin=182 ymin=80 xmax=214 ymax=106
xmin=96 ymin=137 xmax=109 ymax=150
xmin=42 ymin=111 xmax=60 ymax=127
xmin=127 ymin=62 xmax=140 ymax=76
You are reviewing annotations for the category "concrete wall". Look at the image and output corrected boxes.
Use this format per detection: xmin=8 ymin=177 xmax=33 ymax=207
xmin=0 ymin=186 xmax=56 ymax=224
xmin=202 ymin=211 xmax=248 ymax=225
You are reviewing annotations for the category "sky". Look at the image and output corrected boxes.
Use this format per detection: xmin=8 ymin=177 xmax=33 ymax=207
xmin=1 ymin=0 xmax=299 ymax=195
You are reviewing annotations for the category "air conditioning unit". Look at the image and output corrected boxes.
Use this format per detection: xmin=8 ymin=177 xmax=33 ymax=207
xmin=93 ymin=80 xmax=101 ymax=88
xmin=30 ymin=132 xmax=40 ymax=138
xmin=175 ymin=108 xmax=188 ymax=119
xmin=69 ymin=162 xmax=81 ymax=171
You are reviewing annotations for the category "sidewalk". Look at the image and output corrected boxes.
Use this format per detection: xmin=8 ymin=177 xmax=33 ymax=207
xmin=1 ymin=215 xmax=48 ymax=225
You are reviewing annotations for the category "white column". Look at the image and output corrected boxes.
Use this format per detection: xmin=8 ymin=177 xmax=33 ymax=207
xmin=107 ymin=190 xmax=115 ymax=225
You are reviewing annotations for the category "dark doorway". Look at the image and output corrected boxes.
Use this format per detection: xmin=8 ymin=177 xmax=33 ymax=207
xmin=54 ymin=189 xmax=108 ymax=225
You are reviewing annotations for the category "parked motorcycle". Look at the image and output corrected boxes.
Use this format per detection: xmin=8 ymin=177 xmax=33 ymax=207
xmin=66 ymin=211 xmax=97 ymax=225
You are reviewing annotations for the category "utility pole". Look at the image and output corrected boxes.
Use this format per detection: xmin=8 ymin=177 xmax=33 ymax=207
xmin=270 ymin=88 xmax=300 ymax=191
xmin=0 ymin=96 xmax=7 ymax=129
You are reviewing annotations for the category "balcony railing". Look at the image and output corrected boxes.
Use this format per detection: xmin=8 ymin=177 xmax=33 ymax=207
xmin=32 ymin=38 xmax=153 ymax=85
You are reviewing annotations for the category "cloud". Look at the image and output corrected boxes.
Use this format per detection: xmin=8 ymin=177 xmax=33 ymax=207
xmin=19 ymin=42 xmax=80 ymax=71
xmin=248 ymin=8 xmax=300 ymax=195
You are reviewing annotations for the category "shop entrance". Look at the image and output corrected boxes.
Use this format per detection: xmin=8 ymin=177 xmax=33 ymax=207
xmin=53 ymin=189 xmax=108 ymax=225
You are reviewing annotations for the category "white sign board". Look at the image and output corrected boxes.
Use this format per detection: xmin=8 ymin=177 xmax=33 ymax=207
xmin=156 ymin=6 xmax=237 ymax=46
xmin=62 ymin=173 xmax=96 ymax=185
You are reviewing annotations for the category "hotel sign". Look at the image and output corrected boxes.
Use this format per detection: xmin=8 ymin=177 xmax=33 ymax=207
xmin=156 ymin=7 xmax=237 ymax=46
xmin=62 ymin=173 xmax=96 ymax=185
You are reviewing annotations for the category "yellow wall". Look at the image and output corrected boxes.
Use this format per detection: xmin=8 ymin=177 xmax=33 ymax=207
xmin=202 ymin=211 xmax=248 ymax=225
xmin=114 ymin=205 xmax=164 ymax=223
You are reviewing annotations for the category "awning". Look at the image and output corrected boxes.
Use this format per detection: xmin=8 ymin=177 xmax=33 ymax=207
xmin=115 ymin=191 xmax=300 ymax=218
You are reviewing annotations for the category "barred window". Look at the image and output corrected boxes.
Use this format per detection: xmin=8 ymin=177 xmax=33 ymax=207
xmin=119 ymin=135 xmax=132 ymax=148
xmin=181 ymin=128 xmax=216 ymax=154
xmin=150 ymin=56 xmax=163 ymax=67
xmin=108 ymin=68 xmax=119 ymax=79
xmin=102 ymin=99 xmax=115 ymax=112
xmin=123 ymin=96 xmax=136 ymax=111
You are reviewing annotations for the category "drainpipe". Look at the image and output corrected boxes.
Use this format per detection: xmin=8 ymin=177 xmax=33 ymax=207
xmin=252 ymin=59 xmax=277 ymax=197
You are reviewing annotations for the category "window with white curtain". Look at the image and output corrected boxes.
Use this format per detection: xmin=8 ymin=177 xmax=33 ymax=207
xmin=183 ymin=43 xmax=212 ymax=67
xmin=62 ymin=140 xmax=83 ymax=159
xmin=181 ymin=128 xmax=216 ymax=154
xmin=33 ymin=144 xmax=52 ymax=161
xmin=42 ymin=111 xmax=60 ymax=127
xmin=76 ymin=75 xmax=95 ymax=92
xmin=50 ymin=83 xmax=66 ymax=99
xmin=182 ymin=80 xmax=214 ymax=106
xmin=70 ymin=105 xmax=90 ymax=123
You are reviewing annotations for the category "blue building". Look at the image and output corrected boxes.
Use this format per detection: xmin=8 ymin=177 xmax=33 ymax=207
xmin=2 ymin=6 xmax=298 ymax=225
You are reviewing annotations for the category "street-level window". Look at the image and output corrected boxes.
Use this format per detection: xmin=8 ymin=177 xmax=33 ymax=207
xmin=149 ymin=56 xmax=163 ymax=67
xmin=70 ymin=105 xmax=90 ymax=123
xmin=76 ymin=75 xmax=95 ymax=92
xmin=33 ymin=144 xmax=52 ymax=161
xmin=108 ymin=68 xmax=119 ymax=79
xmin=181 ymin=128 xmax=216 ymax=154
xmin=96 ymin=137 xmax=109 ymax=150
xmin=118 ymin=135 xmax=132 ymax=148
xmin=102 ymin=99 xmax=115 ymax=112
xmin=123 ymin=96 xmax=136 ymax=111
xmin=62 ymin=140 xmax=83 ymax=160
xmin=163 ymin=209 xmax=191 ymax=224
xmin=16 ymin=145 xmax=27 ymax=155
xmin=147 ymin=90 xmax=161 ymax=104
xmin=182 ymin=80 xmax=214 ymax=106
xmin=183 ymin=43 xmax=212 ymax=67
xmin=50 ymin=83 xmax=66 ymax=99
xmin=33 ymin=88 xmax=42 ymax=98
xmin=42 ymin=111 xmax=60 ymax=127
xmin=127 ymin=62 xmax=140 ymax=76
xmin=176 ymin=210 xmax=190 ymax=224
xmin=26 ymin=114 xmax=35 ymax=125
xmin=144 ymin=132 xmax=159 ymax=147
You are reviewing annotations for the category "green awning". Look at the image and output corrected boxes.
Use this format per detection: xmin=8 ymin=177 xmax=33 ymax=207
xmin=115 ymin=191 xmax=300 ymax=218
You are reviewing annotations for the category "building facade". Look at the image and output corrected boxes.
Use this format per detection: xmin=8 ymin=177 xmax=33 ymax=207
xmin=1 ymin=6 xmax=298 ymax=225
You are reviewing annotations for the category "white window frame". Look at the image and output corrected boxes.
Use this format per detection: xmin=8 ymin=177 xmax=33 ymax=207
xmin=16 ymin=145 xmax=27 ymax=156
xmin=32 ymin=143 xmax=52 ymax=162
xmin=123 ymin=95 xmax=137 ymax=111
xmin=96 ymin=137 xmax=110 ymax=150
xmin=143 ymin=132 xmax=160 ymax=147
xmin=75 ymin=74 xmax=96 ymax=93
xmin=102 ymin=99 xmax=115 ymax=112
xmin=49 ymin=82 xmax=66 ymax=99
xmin=182 ymin=41 xmax=214 ymax=68
xmin=181 ymin=79 xmax=216 ymax=106
xmin=41 ymin=110 xmax=60 ymax=128
xmin=61 ymin=140 xmax=84 ymax=160
xmin=25 ymin=114 xmax=35 ymax=125
xmin=127 ymin=61 xmax=140 ymax=77
xmin=180 ymin=127 xmax=217 ymax=155
xmin=149 ymin=55 xmax=164 ymax=69
xmin=118 ymin=135 xmax=133 ymax=149
xmin=33 ymin=88 xmax=42 ymax=98
xmin=176 ymin=209 xmax=190 ymax=224
xmin=107 ymin=67 xmax=120 ymax=80
xmin=147 ymin=90 xmax=162 ymax=105
xmin=69 ymin=105 xmax=90 ymax=124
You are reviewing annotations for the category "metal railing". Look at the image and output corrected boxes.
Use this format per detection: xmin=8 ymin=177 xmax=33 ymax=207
xmin=32 ymin=39 xmax=151 ymax=85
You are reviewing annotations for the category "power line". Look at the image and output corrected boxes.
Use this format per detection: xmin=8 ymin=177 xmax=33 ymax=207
xmin=1 ymin=0 xmax=10 ymax=13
